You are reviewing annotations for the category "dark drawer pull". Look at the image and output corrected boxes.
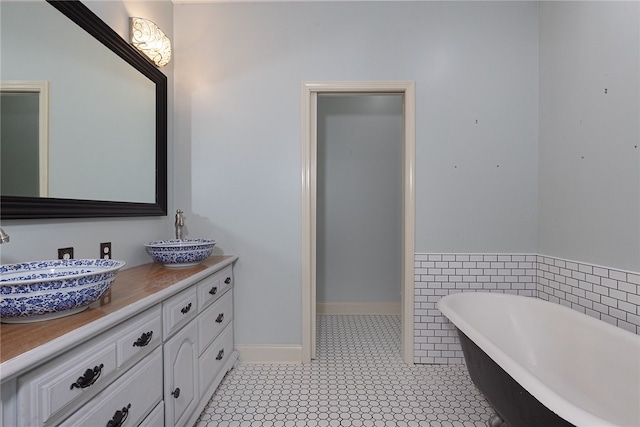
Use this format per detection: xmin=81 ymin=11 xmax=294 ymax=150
xmin=216 ymin=349 xmax=224 ymax=361
xmin=224 ymin=277 xmax=231 ymax=285
xmin=171 ymin=387 xmax=181 ymax=398
xmin=106 ymin=403 xmax=131 ymax=427
xmin=215 ymin=313 xmax=224 ymax=323
xmin=70 ymin=364 xmax=104 ymax=390
xmin=209 ymin=286 xmax=218 ymax=295
xmin=180 ymin=303 xmax=192 ymax=314
xmin=133 ymin=331 xmax=153 ymax=347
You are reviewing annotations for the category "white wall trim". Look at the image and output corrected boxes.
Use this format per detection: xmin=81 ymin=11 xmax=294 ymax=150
xmin=235 ymin=344 xmax=303 ymax=364
xmin=317 ymin=302 xmax=401 ymax=315
xmin=302 ymin=81 xmax=415 ymax=365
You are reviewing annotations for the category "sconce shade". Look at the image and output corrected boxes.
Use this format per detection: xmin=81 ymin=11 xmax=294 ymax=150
xmin=130 ymin=17 xmax=172 ymax=67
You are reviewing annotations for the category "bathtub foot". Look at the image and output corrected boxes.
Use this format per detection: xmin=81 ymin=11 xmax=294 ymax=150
xmin=487 ymin=413 xmax=508 ymax=427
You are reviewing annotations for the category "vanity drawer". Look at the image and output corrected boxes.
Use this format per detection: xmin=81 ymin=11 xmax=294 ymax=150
xmin=217 ymin=265 xmax=234 ymax=296
xmin=197 ymin=265 xmax=233 ymax=312
xmin=196 ymin=273 xmax=221 ymax=313
xmin=198 ymin=289 xmax=233 ymax=355
xmin=115 ymin=305 xmax=162 ymax=369
xmin=59 ymin=347 xmax=163 ymax=427
xmin=139 ymin=400 xmax=164 ymax=427
xmin=163 ymin=286 xmax=198 ymax=339
xmin=17 ymin=339 xmax=117 ymax=426
xmin=199 ymin=323 xmax=234 ymax=397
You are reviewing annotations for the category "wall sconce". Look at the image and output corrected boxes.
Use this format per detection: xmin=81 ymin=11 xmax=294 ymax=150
xmin=130 ymin=17 xmax=172 ymax=67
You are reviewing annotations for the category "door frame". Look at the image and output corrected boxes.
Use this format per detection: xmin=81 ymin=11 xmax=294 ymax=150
xmin=301 ymin=81 xmax=415 ymax=364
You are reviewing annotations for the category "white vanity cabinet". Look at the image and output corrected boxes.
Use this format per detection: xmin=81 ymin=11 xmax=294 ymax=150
xmin=163 ymin=265 xmax=236 ymax=427
xmin=0 ymin=256 xmax=238 ymax=427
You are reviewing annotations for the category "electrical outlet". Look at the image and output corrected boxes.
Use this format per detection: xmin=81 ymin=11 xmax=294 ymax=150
xmin=100 ymin=242 xmax=112 ymax=260
xmin=58 ymin=247 xmax=74 ymax=260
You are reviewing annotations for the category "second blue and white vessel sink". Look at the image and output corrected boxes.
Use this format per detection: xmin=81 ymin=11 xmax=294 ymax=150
xmin=144 ymin=239 xmax=216 ymax=268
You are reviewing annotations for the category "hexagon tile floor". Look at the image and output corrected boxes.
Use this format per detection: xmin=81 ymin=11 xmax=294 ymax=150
xmin=196 ymin=315 xmax=494 ymax=427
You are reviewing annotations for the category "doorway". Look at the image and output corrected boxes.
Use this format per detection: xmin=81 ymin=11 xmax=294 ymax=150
xmin=316 ymin=94 xmax=403 ymax=315
xmin=301 ymin=81 xmax=415 ymax=364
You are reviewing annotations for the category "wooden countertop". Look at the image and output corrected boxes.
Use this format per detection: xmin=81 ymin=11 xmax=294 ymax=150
xmin=0 ymin=255 xmax=236 ymax=379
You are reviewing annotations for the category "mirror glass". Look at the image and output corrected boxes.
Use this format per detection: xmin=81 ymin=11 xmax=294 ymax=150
xmin=0 ymin=0 xmax=167 ymax=218
xmin=1 ymin=90 xmax=42 ymax=197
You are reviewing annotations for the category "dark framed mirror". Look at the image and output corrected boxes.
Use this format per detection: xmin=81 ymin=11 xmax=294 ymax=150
xmin=0 ymin=0 xmax=167 ymax=219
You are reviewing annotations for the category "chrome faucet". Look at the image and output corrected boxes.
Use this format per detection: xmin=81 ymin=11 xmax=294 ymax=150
xmin=175 ymin=209 xmax=185 ymax=240
xmin=0 ymin=228 xmax=9 ymax=244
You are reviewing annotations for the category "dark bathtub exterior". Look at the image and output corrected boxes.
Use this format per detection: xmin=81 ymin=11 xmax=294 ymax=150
xmin=457 ymin=328 xmax=575 ymax=427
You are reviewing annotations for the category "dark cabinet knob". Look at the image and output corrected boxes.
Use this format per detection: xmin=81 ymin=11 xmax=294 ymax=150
xmin=106 ymin=403 xmax=131 ymax=427
xmin=224 ymin=277 xmax=231 ymax=285
xmin=215 ymin=313 xmax=224 ymax=323
xmin=216 ymin=349 xmax=225 ymax=361
xmin=209 ymin=286 xmax=218 ymax=295
xmin=70 ymin=364 xmax=104 ymax=390
xmin=171 ymin=387 xmax=181 ymax=398
xmin=181 ymin=303 xmax=192 ymax=314
xmin=133 ymin=331 xmax=153 ymax=347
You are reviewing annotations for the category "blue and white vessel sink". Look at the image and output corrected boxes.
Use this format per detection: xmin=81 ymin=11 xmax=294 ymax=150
xmin=144 ymin=239 xmax=216 ymax=268
xmin=0 ymin=259 xmax=125 ymax=323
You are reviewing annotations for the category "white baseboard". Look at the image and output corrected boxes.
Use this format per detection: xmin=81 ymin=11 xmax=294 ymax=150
xmin=235 ymin=303 xmax=399 ymax=363
xmin=316 ymin=301 xmax=401 ymax=315
xmin=235 ymin=344 xmax=303 ymax=364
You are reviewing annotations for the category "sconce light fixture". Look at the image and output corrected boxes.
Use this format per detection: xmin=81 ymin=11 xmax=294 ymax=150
xmin=130 ymin=17 xmax=172 ymax=67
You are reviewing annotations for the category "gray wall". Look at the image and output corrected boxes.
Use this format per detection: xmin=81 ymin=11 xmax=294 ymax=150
xmin=2 ymin=0 xmax=636 ymax=355
xmin=174 ymin=1 xmax=540 ymax=346
xmin=538 ymin=1 xmax=640 ymax=272
xmin=317 ymin=95 xmax=403 ymax=304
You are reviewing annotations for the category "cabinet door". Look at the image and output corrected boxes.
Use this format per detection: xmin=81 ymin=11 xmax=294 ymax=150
xmin=164 ymin=320 xmax=198 ymax=427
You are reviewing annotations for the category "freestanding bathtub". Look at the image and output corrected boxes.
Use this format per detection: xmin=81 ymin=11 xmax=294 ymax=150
xmin=438 ymin=292 xmax=640 ymax=427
